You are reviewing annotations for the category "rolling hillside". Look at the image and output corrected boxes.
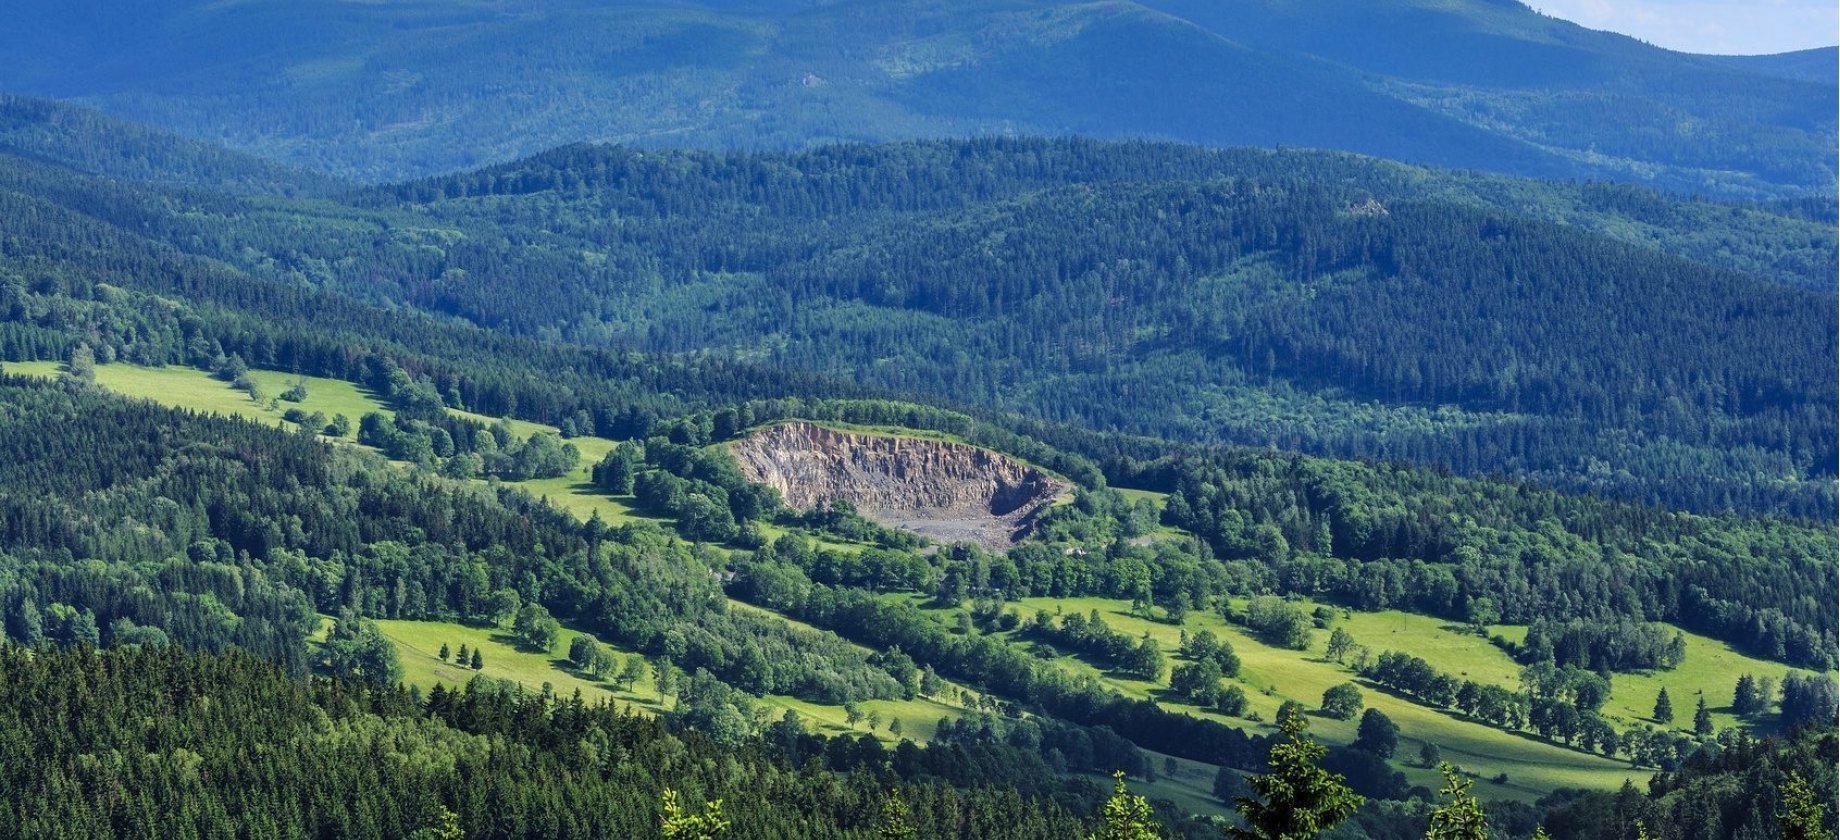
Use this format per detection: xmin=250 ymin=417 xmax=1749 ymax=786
xmin=0 ymin=131 xmax=1831 ymax=519
xmin=0 ymin=0 xmax=1830 ymax=194
xmin=0 ymin=6 xmax=1834 ymax=839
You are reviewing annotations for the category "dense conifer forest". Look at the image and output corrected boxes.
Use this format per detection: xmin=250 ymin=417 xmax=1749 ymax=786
xmin=0 ymin=136 xmax=1831 ymax=518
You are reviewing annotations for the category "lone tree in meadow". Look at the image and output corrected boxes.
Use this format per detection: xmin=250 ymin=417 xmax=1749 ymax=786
xmin=1693 ymin=695 xmax=1714 ymax=736
xmin=1320 ymin=683 xmax=1364 ymax=720
xmin=1324 ymin=627 xmax=1356 ymax=664
xmin=64 ymin=343 xmax=96 ymax=384
xmin=1733 ymin=674 xmax=1761 ymax=717
xmin=1653 ymin=688 xmax=1674 ymax=724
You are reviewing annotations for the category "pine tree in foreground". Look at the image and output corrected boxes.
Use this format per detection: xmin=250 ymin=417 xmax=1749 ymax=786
xmin=1087 ymin=772 xmax=1163 ymax=840
xmin=660 ymin=790 xmax=729 ymax=840
xmin=876 ymin=788 xmax=918 ymax=840
xmin=1228 ymin=704 xmax=1364 ymax=840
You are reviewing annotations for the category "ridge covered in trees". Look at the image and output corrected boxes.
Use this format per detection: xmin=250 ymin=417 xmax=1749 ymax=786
xmin=0 ymin=99 xmax=1832 ymax=840
xmin=1 ymin=135 xmax=1829 ymax=518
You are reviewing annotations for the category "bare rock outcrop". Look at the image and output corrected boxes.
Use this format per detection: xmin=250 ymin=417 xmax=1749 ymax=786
xmin=729 ymin=422 xmax=1069 ymax=550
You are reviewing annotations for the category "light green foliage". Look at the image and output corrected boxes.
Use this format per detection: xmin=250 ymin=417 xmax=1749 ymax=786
xmin=618 ymin=656 xmax=649 ymax=691
xmin=1780 ymin=773 xmax=1835 ymax=840
xmin=406 ymin=806 xmax=464 ymax=840
xmin=1242 ymin=596 xmax=1313 ymax=650
xmin=1088 ymin=772 xmax=1165 ymax=840
xmin=1425 ymin=763 xmax=1489 ymax=840
xmin=876 ymin=789 xmax=918 ymax=840
xmin=63 ymin=343 xmax=95 ymax=384
xmin=1324 ymin=627 xmax=1356 ymax=664
xmin=660 ymin=790 xmax=729 ymax=840
xmin=512 ymin=602 xmax=560 ymax=650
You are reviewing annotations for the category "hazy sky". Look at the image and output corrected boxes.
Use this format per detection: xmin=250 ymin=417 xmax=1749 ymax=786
xmin=1531 ymin=0 xmax=1838 ymax=55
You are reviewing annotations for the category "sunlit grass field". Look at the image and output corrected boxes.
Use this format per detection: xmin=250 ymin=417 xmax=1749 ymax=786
xmin=375 ymin=618 xmax=668 ymax=715
xmin=881 ymin=592 xmax=1655 ymax=801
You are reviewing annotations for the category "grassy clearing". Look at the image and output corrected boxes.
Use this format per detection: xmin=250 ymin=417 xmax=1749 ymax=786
xmin=1481 ymin=624 xmax=1829 ymax=734
xmin=7 ymin=360 xmax=669 ymax=525
xmin=727 ymin=599 xmax=985 ymax=742
xmin=754 ymin=518 xmax=876 ymax=556
xmin=244 ymin=370 xmax=390 ymax=439
xmin=7 ymin=360 xmax=387 ymax=434
xmin=1122 ymin=749 xmax=1236 ymax=820
xmin=767 ymin=693 xmax=967 ymax=744
xmin=1111 ymin=488 xmax=1169 ymax=507
xmin=378 ymin=613 xmax=975 ymax=746
xmin=375 ymin=618 xmax=667 ymax=715
xmin=881 ymin=592 xmax=1647 ymax=801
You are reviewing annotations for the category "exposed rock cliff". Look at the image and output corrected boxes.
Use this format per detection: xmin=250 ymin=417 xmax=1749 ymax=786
xmin=729 ymin=422 xmax=1069 ymax=549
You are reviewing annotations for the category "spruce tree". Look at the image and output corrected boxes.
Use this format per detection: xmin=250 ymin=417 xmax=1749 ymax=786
xmin=660 ymin=790 xmax=729 ymax=840
xmin=1087 ymin=772 xmax=1164 ymax=840
xmin=470 ymin=649 xmax=483 ymax=670
xmin=1654 ymin=688 xmax=1674 ymax=724
xmin=1229 ymin=704 xmax=1363 ymax=840
xmin=1733 ymin=674 xmax=1758 ymax=717
xmin=438 ymin=643 xmax=450 ymax=661
xmin=876 ymin=788 xmax=918 ymax=840
xmin=1693 ymin=696 xmax=1714 ymax=736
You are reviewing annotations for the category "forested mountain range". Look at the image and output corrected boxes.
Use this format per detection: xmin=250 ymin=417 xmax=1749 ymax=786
xmin=1 ymin=121 xmax=1827 ymax=518
xmin=0 ymin=95 xmax=340 ymax=197
xmin=0 ymin=0 xmax=1832 ymax=194
xmin=0 ymin=22 xmax=1834 ymax=835
xmin=1711 ymin=47 xmax=1840 ymax=84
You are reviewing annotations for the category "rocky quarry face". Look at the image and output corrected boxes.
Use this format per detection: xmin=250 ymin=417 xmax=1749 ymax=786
xmin=729 ymin=422 xmax=1070 ymax=550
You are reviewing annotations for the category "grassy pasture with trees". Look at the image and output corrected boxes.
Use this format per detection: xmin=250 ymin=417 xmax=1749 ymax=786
xmin=879 ymin=591 xmax=1833 ymax=802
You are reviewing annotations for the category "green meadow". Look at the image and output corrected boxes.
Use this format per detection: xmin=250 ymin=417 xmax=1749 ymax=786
xmin=374 ymin=618 xmax=668 ymax=715
xmin=373 ymin=612 xmax=978 ymax=748
xmin=4 ymin=360 xmax=669 ymax=522
xmin=6 ymin=360 xmax=386 ymax=434
xmin=881 ymin=592 xmax=1652 ymax=801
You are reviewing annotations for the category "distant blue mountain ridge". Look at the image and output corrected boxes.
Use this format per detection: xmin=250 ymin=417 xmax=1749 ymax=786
xmin=0 ymin=0 xmax=1832 ymax=194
